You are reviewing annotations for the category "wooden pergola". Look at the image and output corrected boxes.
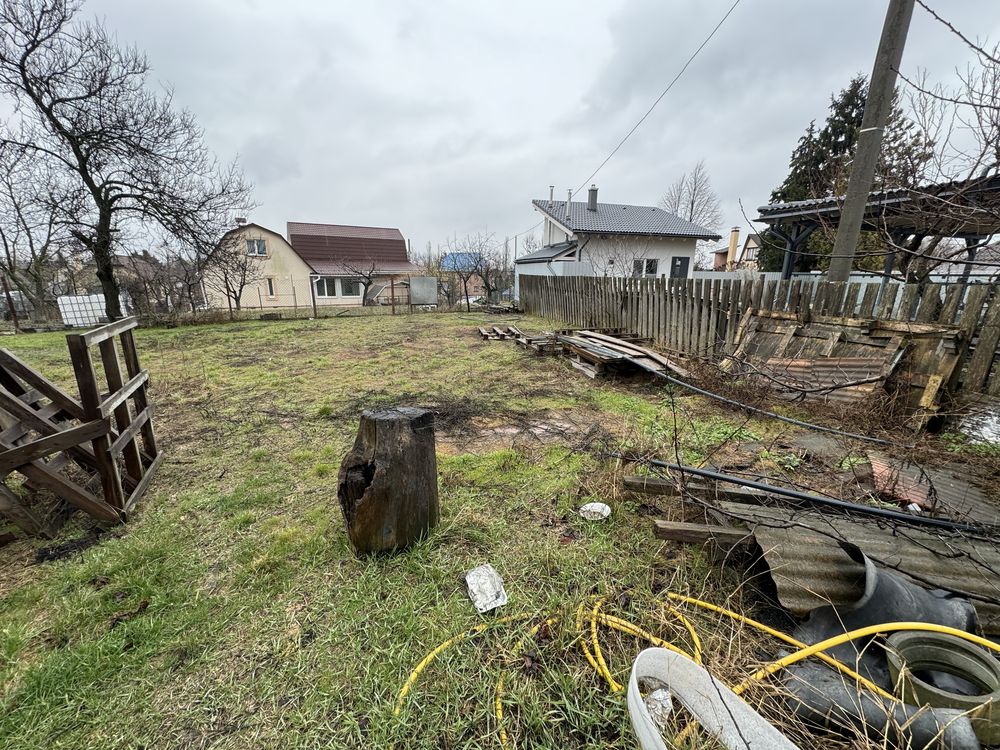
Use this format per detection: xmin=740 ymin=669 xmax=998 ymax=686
xmin=755 ymin=173 xmax=1000 ymax=279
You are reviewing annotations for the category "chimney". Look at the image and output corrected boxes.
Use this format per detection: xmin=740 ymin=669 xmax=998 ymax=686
xmin=726 ymin=227 xmax=740 ymax=270
xmin=549 ymin=185 xmax=554 ymax=202
xmin=587 ymin=184 xmax=598 ymax=212
xmin=234 ymin=216 xmax=247 ymax=226
xmin=566 ymin=189 xmax=572 ymax=220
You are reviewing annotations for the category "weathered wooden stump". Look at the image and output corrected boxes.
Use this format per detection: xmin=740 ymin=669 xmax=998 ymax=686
xmin=337 ymin=407 xmax=439 ymax=556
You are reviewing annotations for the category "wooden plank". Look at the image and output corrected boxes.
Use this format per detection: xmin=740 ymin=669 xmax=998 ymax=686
xmin=0 ymin=388 xmax=100 ymax=469
xmin=939 ymin=283 xmax=964 ymax=326
xmin=915 ymin=284 xmax=942 ymax=323
xmin=951 ymin=284 xmax=989 ymax=391
xmin=0 ymin=483 xmax=45 ymax=536
xmin=97 ymin=370 xmax=149 ymax=419
xmin=858 ymin=284 xmax=878 ymax=317
xmin=898 ymin=284 xmax=919 ymax=321
xmin=79 ymin=316 xmax=138 ymax=347
xmin=966 ymin=291 xmax=1000 ymax=393
xmin=876 ymin=283 xmax=899 ymax=320
xmin=99 ymin=338 xmax=144 ymax=483
xmin=123 ymin=451 xmax=164 ymax=516
xmin=11 ymin=454 xmax=120 ymax=522
xmin=653 ymin=520 xmax=753 ymax=553
xmin=624 ymin=475 xmax=680 ymax=495
xmin=843 ymin=282 xmax=861 ymax=317
xmin=774 ymin=280 xmax=789 ymax=313
xmin=826 ymin=282 xmax=847 ymax=316
xmin=66 ymin=334 xmax=126 ymax=511
xmin=0 ymin=350 xmax=85 ymax=420
xmin=0 ymin=419 xmax=108 ymax=476
xmin=760 ymin=280 xmax=777 ymax=312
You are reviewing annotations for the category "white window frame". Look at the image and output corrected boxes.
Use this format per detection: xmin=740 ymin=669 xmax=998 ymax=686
xmin=246 ymin=238 xmax=267 ymax=257
xmin=632 ymin=258 xmax=658 ymax=278
xmin=337 ymin=277 xmax=362 ymax=298
xmin=315 ymin=276 xmax=337 ymax=298
xmin=265 ymin=277 xmax=275 ymax=298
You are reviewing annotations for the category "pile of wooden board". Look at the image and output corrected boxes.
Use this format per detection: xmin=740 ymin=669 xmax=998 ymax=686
xmin=477 ymin=324 xmax=689 ymax=380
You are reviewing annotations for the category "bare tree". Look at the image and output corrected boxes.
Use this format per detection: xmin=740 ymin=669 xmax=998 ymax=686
xmin=201 ymin=232 xmax=263 ymax=316
xmin=166 ymin=248 xmax=206 ymax=314
xmin=445 ymin=232 xmax=493 ymax=311
xmin=339 ymin=260 xmax=379 ymax=305
xmin=0 ymin=0 xmax=252 ymax=320
xmin=882 ymin=37 xmax=1000 ymax=282
xmin=659 ymin=160 xmax=724 ymax=233
xmin=477 ymin=237 xmax=513 ymax=303
xmin=585 ymin=236 xmax=656 ymax=278
xmin=519 ymin=233 xmax=540 ymax=257
xmin=0 ymin=148 xmax=64 ymax=319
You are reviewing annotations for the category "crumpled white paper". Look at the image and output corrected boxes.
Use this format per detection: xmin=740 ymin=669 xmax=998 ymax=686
xmin=465 ymin=563 xmax=508 ymax=613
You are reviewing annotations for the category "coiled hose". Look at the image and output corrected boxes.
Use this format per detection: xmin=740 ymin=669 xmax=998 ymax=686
xmin=394 ymin=592 xmax=1000 ymax=748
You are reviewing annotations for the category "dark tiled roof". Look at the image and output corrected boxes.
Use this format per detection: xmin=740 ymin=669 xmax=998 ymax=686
xmin=532 ymin=200 xmax=720 ymax=240
xmin=286 ymin=221 xmax=418 ymax=275
xmin=515 ymin=240 xmax=578 ymax=264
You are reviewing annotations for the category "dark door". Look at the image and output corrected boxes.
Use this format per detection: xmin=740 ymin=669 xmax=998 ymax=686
xmin=669 ymin=256 xmax=690 ymax=278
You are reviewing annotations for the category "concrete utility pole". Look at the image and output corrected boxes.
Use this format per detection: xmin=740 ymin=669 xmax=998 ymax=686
xmin=828 ymin=0 xmax=915 ymax=282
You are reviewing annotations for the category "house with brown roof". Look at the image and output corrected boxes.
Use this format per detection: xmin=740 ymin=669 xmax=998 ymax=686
xmin=202 ymin=220 xmax=419 ymax=310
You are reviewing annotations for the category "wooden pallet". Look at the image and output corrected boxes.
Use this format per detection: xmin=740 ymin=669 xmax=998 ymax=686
xmin=0 ymin=317 xmax=161 ymax=537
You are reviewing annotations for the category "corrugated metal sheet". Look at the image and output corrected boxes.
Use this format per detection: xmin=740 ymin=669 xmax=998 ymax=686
xmin=720 ymin=501 xmax=1000 ymax=634
xmin=866 ymin=452 xmax=997 ymax=523
xmin=728 ymin=316 xmax=932 ymax=405
xmin=759 ymin=357 xmax=885 ymax=404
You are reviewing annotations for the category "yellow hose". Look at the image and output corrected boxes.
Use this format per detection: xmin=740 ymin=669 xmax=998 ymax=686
xmin=663 ymin=591 xmax=894 ymax=701
xmin=591 ymin=598 xmax=623 ymax=692
xmin=393 ymin=613 xmax=534 ymax=716
xmin=735 ymin=620 xmax=1000 ymax=695
xmin=398 ymin=593 xmax=1000 ymax=749
xmin=597 ymin=613 xmax=693 ymax=660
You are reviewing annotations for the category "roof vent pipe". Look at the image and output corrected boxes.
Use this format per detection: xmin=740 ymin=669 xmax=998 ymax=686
xmin=587 ymin=184 xmax=598 ymax=212
xmin=566 ymin=189 xmax=572 ymax=220
xmin=549 ymin=185 xmax=554 ymax=202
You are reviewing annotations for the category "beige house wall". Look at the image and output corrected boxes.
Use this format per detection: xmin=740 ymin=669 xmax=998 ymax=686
xmin=204 ymin=225 xmax=375 ymax=310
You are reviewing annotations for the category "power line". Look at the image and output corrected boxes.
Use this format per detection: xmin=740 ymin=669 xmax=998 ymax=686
xmin=507 ymin=0 xmax=743 ymax=242
xmin=572 ymin=0 xmax=743 ymax=196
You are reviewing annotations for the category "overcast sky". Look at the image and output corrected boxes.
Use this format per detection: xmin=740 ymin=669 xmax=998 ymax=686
xmin=88 ymin=0 xmax=999 ymax=255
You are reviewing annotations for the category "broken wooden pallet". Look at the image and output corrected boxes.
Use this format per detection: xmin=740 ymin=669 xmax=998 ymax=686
xmin=0 ymin=317 xmax=162 ymax=539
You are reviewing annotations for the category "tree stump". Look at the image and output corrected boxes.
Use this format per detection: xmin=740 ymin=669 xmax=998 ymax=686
xmin=337 ymin=407 xmax=439 ymax=556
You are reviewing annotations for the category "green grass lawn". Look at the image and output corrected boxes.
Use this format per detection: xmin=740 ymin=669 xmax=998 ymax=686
xmin=0 ymin=313 xmax=786 ymax=749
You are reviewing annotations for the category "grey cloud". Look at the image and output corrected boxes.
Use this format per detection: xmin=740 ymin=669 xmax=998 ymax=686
xmin=83 ymin=0 xmax=1000 ymax=248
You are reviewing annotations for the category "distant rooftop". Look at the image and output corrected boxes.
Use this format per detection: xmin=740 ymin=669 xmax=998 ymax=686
xmin=286 ymin=221 xmax=418 ymax=275
xmin=532 ymin=199 xmax=721 ymax=240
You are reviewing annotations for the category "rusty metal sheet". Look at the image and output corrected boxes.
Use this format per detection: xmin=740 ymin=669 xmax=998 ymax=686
xmin=721 ymin=501 xmax=1000 ymax=634
xmin=866 ymin=452 xmax=997 ymax=523
xmin=759 ymin=356 xmax=885 ymax=404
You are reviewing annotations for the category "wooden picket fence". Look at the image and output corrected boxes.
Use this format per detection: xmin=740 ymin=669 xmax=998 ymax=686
xmin=519 ymin=274 xmax=1000 ymax=396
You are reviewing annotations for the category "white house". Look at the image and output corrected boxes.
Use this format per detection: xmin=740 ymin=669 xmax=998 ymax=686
xmin=514 ymin=186 xmax=721 ymax=298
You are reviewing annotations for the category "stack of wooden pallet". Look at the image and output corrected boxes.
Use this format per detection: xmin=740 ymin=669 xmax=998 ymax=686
xmin=555 ymin=330 xmax=691 ymax=380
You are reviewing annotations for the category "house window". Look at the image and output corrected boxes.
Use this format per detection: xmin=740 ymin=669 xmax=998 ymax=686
xmin=246 ymin=239 xmax=267 ymax=256
xmin=315 ymin=277 xmax=337 ymax=297
xmin=338 ymin=278 xmax=361 ymax=297
xmin=669 ymin=256 xmax=690 ymax=279
xmin=632 ymin=259 xmax=658 ymax=277
xmin=265 ymin=278 xmax=275 ymax=297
